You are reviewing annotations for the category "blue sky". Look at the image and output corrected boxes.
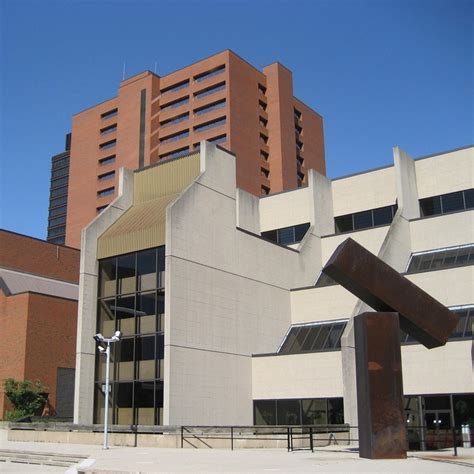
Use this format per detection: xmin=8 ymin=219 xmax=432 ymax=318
xmin=0 ymin=0 xmax=472 ymax=240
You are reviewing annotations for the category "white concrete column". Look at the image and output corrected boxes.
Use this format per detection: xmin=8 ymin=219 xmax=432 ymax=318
xmin=73 ymin=168 xmax=134 ymax=424
xmin=394 ymin=147 xmax=420 ymax=220
xmin=308 ymin=169 xmax=334 ymax=236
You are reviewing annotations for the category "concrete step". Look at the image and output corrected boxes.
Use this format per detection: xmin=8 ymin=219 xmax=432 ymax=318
xmin=0 ymin=449 xmax=88 ymax=467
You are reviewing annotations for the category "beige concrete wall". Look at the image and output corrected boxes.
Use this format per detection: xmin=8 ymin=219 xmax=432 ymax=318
xmin=415 ymin=146 xmax=474 ymax=198
xmin=331 ymin=166 xmax=396 ymax=216
xmin=164 ymin=142 xmax=323 ymax=426
xmin=410 ymin=211 xmax=474 ymax=253
xmin=291 ymin=287 xmax=356 ymax=324
xmin=252 ymin=352 xmax=343 ymax=400
xmin=402 ymin=341 xmax=473 ymax=395
xmin=407 ymin=267 xmax=473 ymax=307
xmin=321 ymin=226 xmax=389 ymax=264
xmin=259 ymin=187 xmax=310 ymax=232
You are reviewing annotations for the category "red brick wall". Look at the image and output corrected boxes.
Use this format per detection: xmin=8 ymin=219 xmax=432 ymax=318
xmin=0 ymin=230 xmax=80 ymax=283
xmin=24 ymin=293 xmax=77 ymax=414
xmin=0 ymin=292 xmax=29 ymax=418
xmin=0 ymin=291 xmax=77 ymax=419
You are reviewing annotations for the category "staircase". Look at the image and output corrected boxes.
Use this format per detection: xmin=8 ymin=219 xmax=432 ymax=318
xmin=0 ymin=449 xmax=89 ymax=468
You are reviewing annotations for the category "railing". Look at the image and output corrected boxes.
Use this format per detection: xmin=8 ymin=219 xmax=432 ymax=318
xmin=180 ymin=425 xmax=350 ymax=451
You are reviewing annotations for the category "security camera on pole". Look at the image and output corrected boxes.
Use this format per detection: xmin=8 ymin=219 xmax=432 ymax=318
xmin=93 ymin=330 xmax=121 ymax=449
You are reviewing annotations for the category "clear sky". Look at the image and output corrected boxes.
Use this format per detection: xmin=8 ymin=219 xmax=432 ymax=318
xmin=0 ymin=0 xmax=472 ymax=240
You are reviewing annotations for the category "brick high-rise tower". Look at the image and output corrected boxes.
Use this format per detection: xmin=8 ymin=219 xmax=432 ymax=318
xmin=52 ymin=50 xmax=326 ymax=248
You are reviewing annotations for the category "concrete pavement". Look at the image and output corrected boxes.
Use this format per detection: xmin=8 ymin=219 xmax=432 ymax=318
xmin=0 ymin=429 xmax=472 ymax=473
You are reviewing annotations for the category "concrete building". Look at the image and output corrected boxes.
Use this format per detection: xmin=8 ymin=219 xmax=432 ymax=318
xmin=59 ymin=50 xmax=325 ymax=248
xmin=73 ymin=141 xmax=473 ymax=435
xmin=0 ymin=230 xmax=80 ymax=419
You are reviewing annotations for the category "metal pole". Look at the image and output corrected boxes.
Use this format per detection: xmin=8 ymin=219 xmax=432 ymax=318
xmin=310 ymin=426 xmax=313 ymax=452
xmin=103 ymin=342 xmax=111 ymax=450
xmin=231 ymin=426 xmax=234 ymax=451
xmin=452 ymin=428 xmax=457 ymax=456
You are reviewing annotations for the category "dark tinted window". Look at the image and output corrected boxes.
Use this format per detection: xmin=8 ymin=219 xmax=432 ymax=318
xmin=407 ymin=245 xmax=474 ymax=273
xmin=419 ymin=188 xmax=473 ymax=216
xmin=261 ymin=223 xmax=310 ymax=245
xmin=277 ymin=399 xmax=301 ymax=425
xmin=279 ymin=321 xmax=348 ymax=354
xmin=335 ymin=204 xmax=397 ymax=234
xmin=442 ymin=191 xmax=465 ymax=213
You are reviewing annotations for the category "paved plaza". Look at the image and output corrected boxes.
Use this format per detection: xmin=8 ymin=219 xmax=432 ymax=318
xmin=0 ymin=430 xmax=472 ymax=473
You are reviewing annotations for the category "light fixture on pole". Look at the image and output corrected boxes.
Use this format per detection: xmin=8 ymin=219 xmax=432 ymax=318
xmin=93 ymin=330 xmax=121 ymax=450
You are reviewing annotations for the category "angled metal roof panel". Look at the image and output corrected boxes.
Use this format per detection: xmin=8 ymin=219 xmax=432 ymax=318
xmin=0 ymin=268 xmax=79 ymax=300
xmin=97 ymin=153 xmax=201 ymax=259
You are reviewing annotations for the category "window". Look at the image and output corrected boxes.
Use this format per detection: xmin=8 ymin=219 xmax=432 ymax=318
xmin=296 ymin=139 xmax=303 ymax=151
xmin=50 ymin=187 xmax=67 ymax=199
xmin=97 ymin=205 xmax=108 ymax=213
xmin=52 ymin=167 xmax=68 ymax=179
xmin=400 ymin=306 xmax=473 ymax=343
xmin=160 ymin=129 xmax=189 ymax=144
xmin=254 ymin=398 xmax=344 ymax=426
xmin=48 ymin=215 xmax=66 ymax=227
xmin=259 ymin=116 xmax=268 ymax=128
xmin=261 ymin=223 xmax=310 ymax=245
xmin=96 ymin=247 xmax=166 ymax=425
xmin=194 ymin=99 xmax=226 ymax=116
xmin=98 ymin=187 xmax=115 ymax=198
xmin=49 ymin=196 xmax=67 ymax=208
xmin=278 ymin=320 xmax=347 ymax=354
xmin=194 ymin=82 xmax=225 ymax=99
xmin=259 ymin=100 xmax=267 ymax=111
xmin=99 ymin=155 xmax=116 ymax=166
xmin=98 ymin=171 xmax=115 ymax=182
xmin=261 ymin=167 xmax=269 ymax=179
xmin=297 ymin=171 xmax=305 ymax=181
xmin=420 ymin=189 xmax=473 ymax=217
xmin=48 ymin=237 xmax=65 ymax=244
xmin=296 ymin=155 xmax=304 ymax=165
xmin=258 ymin=83 xmax=267 ymax=94
xmin=101 ymin=108 xmax=118 ymax=120
xmin=334 ymin=204 xmax=398 ymax=234
xmin=295 ymin=124 xmax=302 ymax=134
xmin=261 ymin=185 xmax=270 ymax=195
xmin=52 ymin=157 xmax=69 ymax=170
xmin=49 ymin=205 xmax=67 ymax=217
xmin=100 ymin=124 xmax=117 ymax=135
xmin=160 ymin=96 xmax=189 ymax=111
xmin=208 ymin=134 xmax=227 ymax=145
xmin=260 ymin=150 xmax=269 ymax=162
xmin=159 ymin=147 xmax=189 ymax=160
xmin=159 ymin=112 xmax=189 ymax=128
xmin=406 ymin=244 xmax=474 ymax=273
xmin=47 ymin=226 xmax=66 ymax=238
xmin=294 ymin=108 xmax=302 ymax=120
xmin=260 ymin=133 xmax=268 ymax=145
xmin=99 ymin=139 xmax=117 ymax=150
xmin=194 ymin=117 xmax=226 ymax=133
xmin=160 ymin=79 xmax=189 ymax=96
xmin=51 ymin=176 xmax=68 ymax=189
xmin=194 ymin=65 xmax=225 ymax=82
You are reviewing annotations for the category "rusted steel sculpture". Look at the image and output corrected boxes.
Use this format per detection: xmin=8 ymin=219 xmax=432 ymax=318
xmin=322 ymin=238 xmax=458 ymax=459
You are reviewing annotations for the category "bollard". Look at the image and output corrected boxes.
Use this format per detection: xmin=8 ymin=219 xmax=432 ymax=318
xmin=462 ymin=425 xmax=472 ymax=448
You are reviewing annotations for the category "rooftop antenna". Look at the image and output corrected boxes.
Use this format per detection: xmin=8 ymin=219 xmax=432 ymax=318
xmin=154 ymin=62 xmax=158 ymax=74
xmin=122 ymin=62 xmax=126 ymax=80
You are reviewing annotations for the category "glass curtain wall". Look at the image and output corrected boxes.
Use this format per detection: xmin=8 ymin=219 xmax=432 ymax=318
xmin=94 ymin=246 xmax=165 ymax=425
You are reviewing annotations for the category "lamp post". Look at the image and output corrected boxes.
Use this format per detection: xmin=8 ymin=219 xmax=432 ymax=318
xmin=93 ymin=331 xmax=121 ymax=449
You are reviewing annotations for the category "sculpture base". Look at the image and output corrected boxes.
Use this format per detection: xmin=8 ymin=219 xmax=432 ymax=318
xmin=355 ymin=312 xmax=407 ymax=459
